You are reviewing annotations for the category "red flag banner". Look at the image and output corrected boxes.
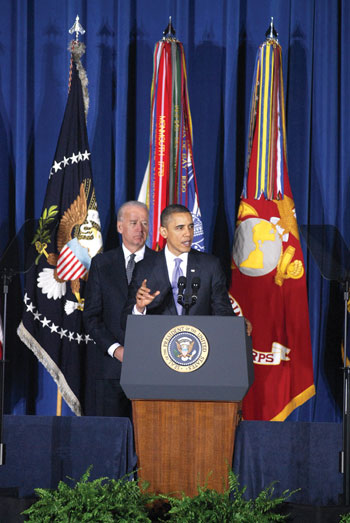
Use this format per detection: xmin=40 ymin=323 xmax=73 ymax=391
xmin=229 ymin=39 xmax=315 ymax=421
xmin=139 ymin=36 xmax=204 ymax=251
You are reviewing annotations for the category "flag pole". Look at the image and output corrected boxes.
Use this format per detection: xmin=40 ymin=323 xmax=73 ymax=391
xmin=55 ymin=15 xmax=86 ymax=417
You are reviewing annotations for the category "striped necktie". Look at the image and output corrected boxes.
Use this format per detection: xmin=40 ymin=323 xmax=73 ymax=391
xmin=126 ymin=253 xmax=136 ymax=284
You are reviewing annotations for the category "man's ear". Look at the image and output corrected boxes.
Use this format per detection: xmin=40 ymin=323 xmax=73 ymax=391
xmin=117 ymin=221 xmax=123 ymax=234
xmin=159 ymin=226 xmax=168 ymax=239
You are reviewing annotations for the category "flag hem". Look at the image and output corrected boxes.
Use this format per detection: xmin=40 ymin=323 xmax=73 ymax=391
xmin=270 ymin=384 xmax=316 ymax=421
xmin=17 ymin=321 xmax=82 ymax=416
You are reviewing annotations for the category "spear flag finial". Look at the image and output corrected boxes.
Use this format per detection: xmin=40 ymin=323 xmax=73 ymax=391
xmin=265 ymin=17 xmax=278 ymax=42
xmin=69 ymin=15 xmax=86 ymax=42
xmin=67 ymin=15 xmax=88 ymax=114
xmin=163 ymin=16 xmax=176 ymax=40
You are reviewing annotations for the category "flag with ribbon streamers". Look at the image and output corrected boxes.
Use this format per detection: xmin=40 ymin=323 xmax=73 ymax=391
xmin=17 ymin=40 xmax=103 ymax=415
xmin=229 ymin=36 xmax=315 ymax=420
xmin=138 ymin=32 xmax=204 ymax=251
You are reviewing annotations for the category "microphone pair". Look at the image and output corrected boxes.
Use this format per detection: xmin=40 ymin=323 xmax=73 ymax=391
xmin=177 ymin=276 xmax=200 ymax=306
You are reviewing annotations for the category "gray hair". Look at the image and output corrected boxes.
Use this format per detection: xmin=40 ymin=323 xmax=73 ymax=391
xmin=117 ymin=201 xmax=149 ymax=222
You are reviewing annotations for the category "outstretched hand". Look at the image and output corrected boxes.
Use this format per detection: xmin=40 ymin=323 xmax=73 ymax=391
xmin=135 ymin=279 xmax=160 ymax=313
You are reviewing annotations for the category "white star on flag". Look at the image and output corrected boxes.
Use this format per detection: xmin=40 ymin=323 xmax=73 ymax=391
xmin=49 ymin=323 xmax=59 ymax=334
xmin=53 ymin=160 xmax=62 ymax=172
xmin=40 ymin=317 xmax=51 ymax=328
xmin=71 ymin=152 xmax=79 ymax=164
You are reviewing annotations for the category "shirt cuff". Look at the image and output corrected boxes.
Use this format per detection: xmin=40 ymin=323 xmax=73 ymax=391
xmin=132 ymin=304 xmax=146 ymax=315
xmin=108 ymin=342 xmax=120 ymax=358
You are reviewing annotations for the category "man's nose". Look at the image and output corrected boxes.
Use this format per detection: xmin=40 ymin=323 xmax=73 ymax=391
xmin=138 ymin=222 xmax=148 ymax=235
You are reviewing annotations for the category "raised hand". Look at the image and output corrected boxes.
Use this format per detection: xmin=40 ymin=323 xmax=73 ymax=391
xmin=135 ymin=279 xmax=160 ymax=313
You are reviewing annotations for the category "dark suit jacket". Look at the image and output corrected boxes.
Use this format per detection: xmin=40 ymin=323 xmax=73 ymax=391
xmin=83 ymin=245 xmax=153 ymax=379
xmin=125 ymin=248 xmax=234 ymax=317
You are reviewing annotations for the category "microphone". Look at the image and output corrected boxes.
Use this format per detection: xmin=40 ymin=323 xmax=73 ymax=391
xmin=177 ymin=276 xmax=187 ymax=304
xmin=191 ymin=277 xmax=201 ymax=304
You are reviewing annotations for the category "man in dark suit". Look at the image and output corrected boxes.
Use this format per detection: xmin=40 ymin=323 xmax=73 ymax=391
xmin=125 ymin=204 xmax=239 ymax=319
xmin=83 ymin=201 xmax=153 ymax=417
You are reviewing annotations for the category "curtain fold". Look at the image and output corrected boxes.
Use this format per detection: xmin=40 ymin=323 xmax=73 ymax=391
xmin=0 ymin=0 xmax=348 ymax=421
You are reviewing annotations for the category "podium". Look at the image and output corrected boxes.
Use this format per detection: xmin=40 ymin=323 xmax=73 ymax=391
xmin=121 ymin=315 xmax=254 ymax=496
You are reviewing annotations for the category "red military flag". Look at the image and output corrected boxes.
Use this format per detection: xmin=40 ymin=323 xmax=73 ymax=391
xmin=229 ymin=33 xmax=315 ymax=420
xmin=138 ymin=21 xmax=204 ymax=251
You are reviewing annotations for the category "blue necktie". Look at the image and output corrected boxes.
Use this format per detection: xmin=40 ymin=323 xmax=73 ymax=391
xmin=172 ymin=258 xmax=183 ymax=315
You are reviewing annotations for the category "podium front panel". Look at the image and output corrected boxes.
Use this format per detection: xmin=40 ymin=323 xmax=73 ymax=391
xmin=121 ymin=315 xmax=253 ymax=402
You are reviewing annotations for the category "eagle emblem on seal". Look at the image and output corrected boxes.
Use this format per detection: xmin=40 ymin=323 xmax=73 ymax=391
xmin=176 ymin=337 xmax=196 ymax=361
xmin=34 ymin=180 xmax=102 ymax=314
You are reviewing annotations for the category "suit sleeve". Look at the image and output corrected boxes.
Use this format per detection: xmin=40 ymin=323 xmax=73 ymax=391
xmin=210 ymin=257 xmax=234 ymax=316
xmin=122 ymin=254 xmax=174 ymax=322
xmin=83 ymin=256 xmax=121 ymax=353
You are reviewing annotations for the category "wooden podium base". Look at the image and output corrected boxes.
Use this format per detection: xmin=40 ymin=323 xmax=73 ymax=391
xmin=132 ymin=400 xmax=240 ymax=497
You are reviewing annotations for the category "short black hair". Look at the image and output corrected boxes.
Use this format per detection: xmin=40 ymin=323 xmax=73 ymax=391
xmin=160 ymin=204 xmax=191 ymax=227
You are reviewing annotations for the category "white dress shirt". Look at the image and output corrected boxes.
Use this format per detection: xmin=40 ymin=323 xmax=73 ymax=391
xmin=122 ymin=244 xmax=146 ymax=267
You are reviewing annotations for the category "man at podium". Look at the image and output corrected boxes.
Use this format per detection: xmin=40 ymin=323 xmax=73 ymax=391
xmin=122 ymin=204 xmax=252 ymax=497
xmin=126 ymin=204 xmax=250 ymax=326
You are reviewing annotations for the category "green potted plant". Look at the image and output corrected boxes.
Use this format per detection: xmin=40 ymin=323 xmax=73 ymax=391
xmin=157 ymin=470 xmax=294 ymax=522
xmin=22 ymin=466 xmax=153 ymax=522
xmin=22 ymin=467 xmax=295 ymax=522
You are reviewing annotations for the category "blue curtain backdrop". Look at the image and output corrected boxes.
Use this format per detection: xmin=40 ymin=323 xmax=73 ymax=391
xmin=0 ymin=0 xmax=349 ymax=420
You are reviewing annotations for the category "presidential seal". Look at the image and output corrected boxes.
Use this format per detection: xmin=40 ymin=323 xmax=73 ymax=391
xmin=161 ymin=325 xmax=209 ymax=373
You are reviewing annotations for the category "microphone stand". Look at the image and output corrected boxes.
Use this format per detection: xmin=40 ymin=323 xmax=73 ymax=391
xmin=299 ymin=224 xmax=350 ymax=504
xmin=0 ymin=268 xmax=14 ymax=466
xmin=177 ymin=276 xmax=191 ymax=315
xmin=341 ymin=279 xmax=350 ymax=504
xmin=0 ymin=218 xmax=41 ymax=467
xmin=179 ymin=297 xmax=191 ymax=315
xmin=178 ymin=285 xmax=200 ymax=316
